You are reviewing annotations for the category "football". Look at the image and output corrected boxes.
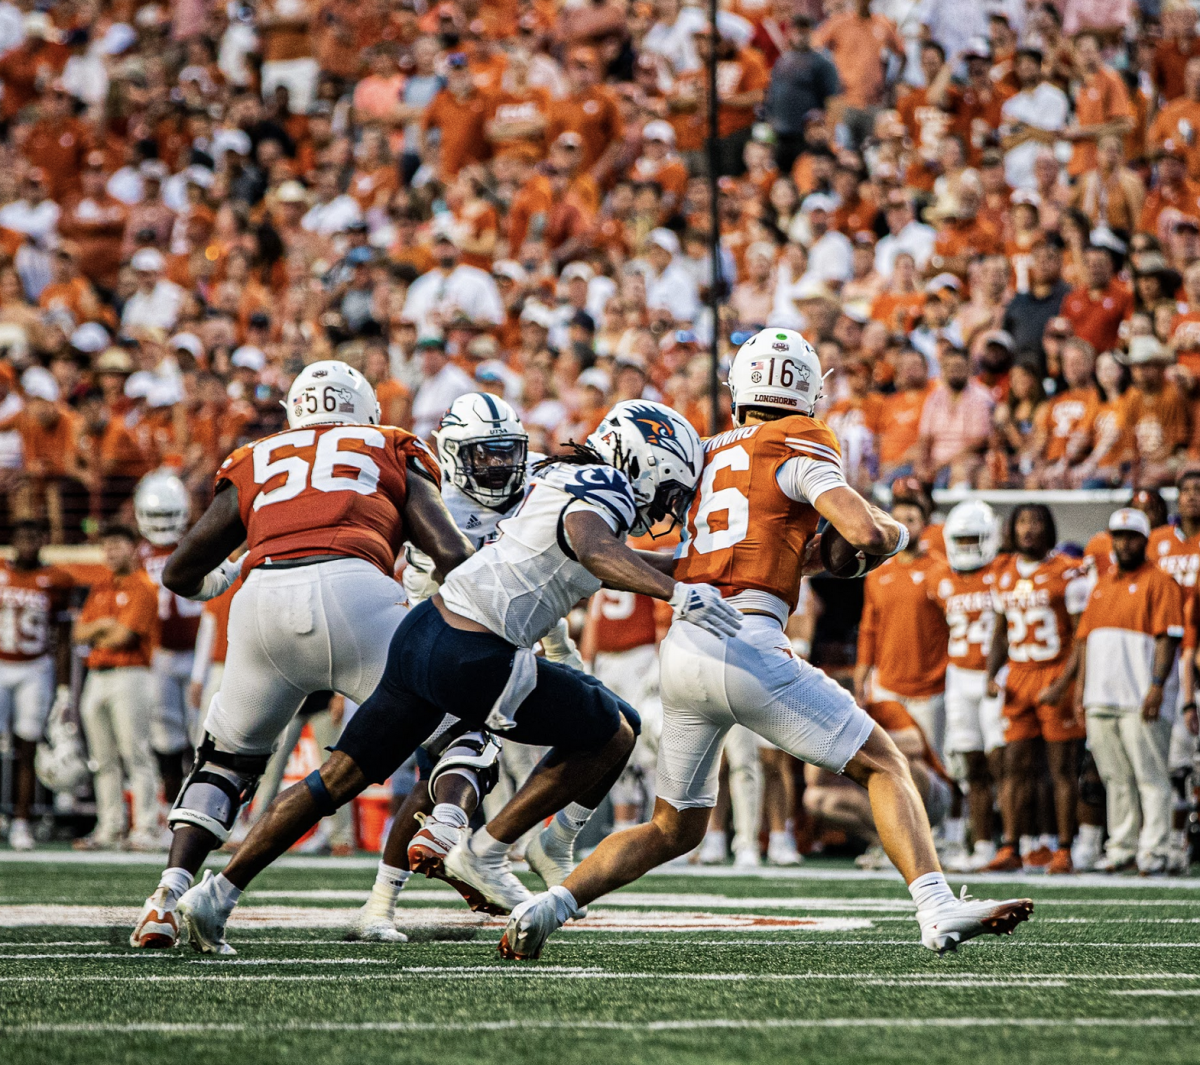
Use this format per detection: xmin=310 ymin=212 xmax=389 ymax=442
xmin=819 ymin=526 xmax=886 ymax=579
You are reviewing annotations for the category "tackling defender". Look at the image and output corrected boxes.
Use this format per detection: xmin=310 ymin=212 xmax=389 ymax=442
xmin=176 ymin=400 xmax=744 ymax=953
xmin=501 ymin=328 xmax=1034 ymax=959
xmin=130 ymin=360 xmax=473 ymax=949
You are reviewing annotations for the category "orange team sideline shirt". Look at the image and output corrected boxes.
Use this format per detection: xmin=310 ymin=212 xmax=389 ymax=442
xmin=1085 ymin=529 xmax=1114 ymax=579
xmin=858 ymin=552 xmax=949 ymax=697
xmin=674 ymin=415 xmax=839 ymax=618
xmin=0 ymin=560 xmax=75 ymax=662
xmin=991 ymin=554 xmax=1091 ymax=677
xmin=1076 ymin=560 xmax=1185 ymax=710
xmin=423 ymin=88 xmax=492 ymax=181
xmin=78 ymin=568 xmax=159 ymax=669
xmin=1037 ymin=387 xmax=1101 ymax=464
xmin=929 ymin=558 xmax=1002 ymax=672
xmin=216 ymin=423 xmax=440 ymax=579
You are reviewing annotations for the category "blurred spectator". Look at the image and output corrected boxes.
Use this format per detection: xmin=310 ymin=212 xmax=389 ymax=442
xmin=917 ymin=347 xmax=994 ymax=488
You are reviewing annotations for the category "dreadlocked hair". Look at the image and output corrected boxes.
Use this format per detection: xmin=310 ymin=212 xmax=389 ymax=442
xmin=532 ymin=441 xmax=608 ymax=474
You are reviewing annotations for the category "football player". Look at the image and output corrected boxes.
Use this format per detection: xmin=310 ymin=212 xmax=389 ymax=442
xmin=353 ymin=393 xmax=584 ymax=941
xmin=983 ymin=504 xmax=1091 ymax=874
xmin=130 ymin=360 xmax=473 ymax=949
xmin=176 ymin=400 xmax=742 ymax=953
xmin=500 ymin=328 xmax=1034 ymax=959
xmin=0 ymin=520 xmax=75 ymax=851
xmin=134 ymin=470 xmax=205 ymax=807
xmin=931 ymin=500 xmax=1006 ymax=871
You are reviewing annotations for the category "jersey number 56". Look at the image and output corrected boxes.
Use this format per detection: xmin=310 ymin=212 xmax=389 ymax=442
xmin=252 ymin=427 xmax=385 ymax=510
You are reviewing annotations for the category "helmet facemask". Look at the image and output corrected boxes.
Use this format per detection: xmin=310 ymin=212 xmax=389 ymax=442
xmin=136 ymin=507 xmax=188 ymax=546
xmin=451 ymin=435 xmax=528 ymax=508
xmin=634 ymin=477 xmax=695 ymax=538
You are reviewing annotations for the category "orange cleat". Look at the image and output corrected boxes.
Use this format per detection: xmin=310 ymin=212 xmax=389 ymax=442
xmin=979 ymin=844 xmax=1023 ymax=872
xmin=1047 ymin=849 xmax=1073 ymax=875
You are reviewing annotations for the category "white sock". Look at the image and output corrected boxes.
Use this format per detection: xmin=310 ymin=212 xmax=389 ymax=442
xmin=431 ymin=803 xmax=469 ymax=830
xmin=158 ymin=867 xmax=193 ymax=906
xmin=551 ymin=802 xmax=594 ymax=837
xmin=942 ymin=817 xmax=965 ymax=846
xmin=549 ymin=884 xmax=580 ymax=925
xmin=1019 ymin=835 xmax=1037 ymax=857
xmin=704 ymin=829 xmax=727 ymax=847
xmin=469 ymin=826 xmax=509 ymax=858
xmin=1039 ymin=833 xmax=1058 ymax=852
xmin=364 ymin=863 xmax=410 ymax=921
xmin=908 ymin=871 xmax=955 ymax=912
xmin=1078 ymin=824 xmax=1104 ymax=848
xmin=211 ymin=873 xmax=242 ymax=910
xmin=768 ymin=831 xmax=789 ymax=848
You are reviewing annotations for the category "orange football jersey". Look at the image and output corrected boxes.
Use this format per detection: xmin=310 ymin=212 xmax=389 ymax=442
xmin=674 ymin=416 xmax=836 ymax=613
xmin=930 ymin=559 xmax=1000 ymax=672
xmin=992 ymin=554 xmax=1090 ymax=673
xmin=139 ymin=542 xmax=204 ymax=652
xmin=589 ymin=589 xmax=657 ymax=654
xmin=1148 ymin=524 xmax=1200 ymax=588
xmin=217 ymin=425 xmax=440 ymax=578
xmin=0 ymin=561 xmax=75 ymax=662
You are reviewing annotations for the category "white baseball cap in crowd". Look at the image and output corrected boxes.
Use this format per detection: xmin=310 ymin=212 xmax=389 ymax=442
xmin=643 ymin=120 xmax=676 ymax=144
xmin=131 ymin=248 xmax=166 ymax=272
xmin=70 ymin=322 xmax=109 ymax=353
xmin=21 ymin=366 xmax=60 ymax=402
xmin=647 ymin=228 xmax=680 ymax=255
xmin=1108 ymin=508 xmax=1151 ymax=539
xmin=231 ymin=345 xmax=266 ymax=371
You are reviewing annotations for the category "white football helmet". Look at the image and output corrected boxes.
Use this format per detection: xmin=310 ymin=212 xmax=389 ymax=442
xmin=134 ymin=470 xmax=190 ymax=545
xmin=944 ymin=499 xmax=1001 ymax=572
xmin=587 ymin=399 xmax=703 ymax=536
xmin=728 ymin=327 xmax=825 ymax=420
xmin=434 ymin=392 xmax=530 ymax=508
xmin=285 ymin=360 xmax=380 ymax=430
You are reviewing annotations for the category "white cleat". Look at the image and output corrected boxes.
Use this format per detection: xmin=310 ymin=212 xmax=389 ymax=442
xmin=406 ymin=814 xmax=464 ymax=879
xmin=697 ymin=830 xmax=726 ymax=865
xmin=945 ymin=840 xmax=997 ymax=874
xmin=8 ymin=818 xmax=34 ymax=851
xmin=176 ymin=871 xmax=237 ymax=955
xmin=733 ymin=846 xmax=761 ymax=870
xmin=130 ymin=887 xmax=179 ymax=949
xmin=525 ymin=827 xmax=575 ymax=888
xmin=443 ymin=837 xmax=533 ymax=916
xmin=766 ymin=834 xmax=803 ymax=867
xmin=918 ymin=886 xmax=1034 ymax=955
xmin=497 ymin=891 xmax=560 ymax=960
xmin=855 ymin=843 xmax=895 ymax=871
xmin=346 ymin=906 xmax=409 ymax=943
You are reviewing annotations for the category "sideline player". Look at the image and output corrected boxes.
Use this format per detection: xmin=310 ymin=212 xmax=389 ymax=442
xmin=983 ymin=504 xmax=1090 ymax=874
xmin=931 ymin=500 xmax=1006 ymax=871
xmin=130 ymin=360 xmax=474 ymax=949
xmin=135 ymin=470 xmax=204 ymax=805
xmin=176 ymin=400 xmax=743 ymax=952
xmin=500 ymin=328 xmax=1033 ymax=959
xmin=0 ymin=521 xmax=74 ymax=850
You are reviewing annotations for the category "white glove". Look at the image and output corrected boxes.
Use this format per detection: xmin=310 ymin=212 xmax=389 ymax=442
xmin=401 ymin=543 xmax=441 ymax=604
xmin=540 ymin=618 xmax=585 ymax=672
xmin=669 ymin=582 xmax=743 ymax=638
xmin=184 ymin=557 xmax=243 ymax=602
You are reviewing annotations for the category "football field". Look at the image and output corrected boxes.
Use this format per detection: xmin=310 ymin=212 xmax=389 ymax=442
xmin=2 ymin=851 xmax=1199 ymax=1065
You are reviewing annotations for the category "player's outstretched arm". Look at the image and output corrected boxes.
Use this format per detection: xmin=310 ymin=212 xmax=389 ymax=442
xmin=814 ymin=486 xmax=905 ymax=555
xmin=563 ymin=511 xmax=677 ymax=600
xmin=402 ymin=469 xmax=474 ymax=581
xmin=163 ymin=485 xmax=247 ymax=599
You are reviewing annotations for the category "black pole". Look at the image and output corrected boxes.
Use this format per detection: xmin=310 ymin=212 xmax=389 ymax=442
xmin=706 ymin=6 xmax=721 ymax=436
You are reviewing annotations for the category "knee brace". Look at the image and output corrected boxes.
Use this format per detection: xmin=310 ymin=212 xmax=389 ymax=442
xmin=428 ymin=730 xmax=503 ymax=803
xmin=167 ymin=734 xmax=270 ymax=843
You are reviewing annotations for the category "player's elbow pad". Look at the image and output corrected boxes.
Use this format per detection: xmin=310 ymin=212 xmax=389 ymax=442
xmin=183 ymin=558 xmax=242 ymax=602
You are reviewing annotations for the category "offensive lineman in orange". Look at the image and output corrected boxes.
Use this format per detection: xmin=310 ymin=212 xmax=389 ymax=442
xmin=984 ymin=504 xmax=1092 ymax=874
xmin=130 ymin=361 xmax=473 ymax=949
xmin=0 ymin=521 xmax=75 ymax=851
xmin=501 ymin=327 xmax=1033 ymax=958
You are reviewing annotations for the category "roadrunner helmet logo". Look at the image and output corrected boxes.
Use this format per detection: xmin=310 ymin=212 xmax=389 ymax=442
xmin=623 ymin=403 xmax=695 ymax=472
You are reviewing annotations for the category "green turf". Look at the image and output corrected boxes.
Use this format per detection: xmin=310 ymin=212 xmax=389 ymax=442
xmin=2 ymin=851 xmax=1199 ymax=1065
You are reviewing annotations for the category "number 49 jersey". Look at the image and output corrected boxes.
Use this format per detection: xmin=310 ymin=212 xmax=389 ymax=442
xmin=930 ymin=560 xmax=1001 ymax=672
xmin=674 ymin=415 xmax=845 ymax=621
xmin=217 ymin=424 xmax=441 ymax=577
xmin=991 ymin=554 xmax=1092 ymax=673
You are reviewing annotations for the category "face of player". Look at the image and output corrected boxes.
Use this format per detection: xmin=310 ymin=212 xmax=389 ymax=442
xmin=1013 ymin=509 xmax=1048 ymax=559
xmin=102 ymin=535 xmax=139 ymax=576
xmin=1178 ymin=477 xmax=1200 ymax=525
xmin=890 ymin=503 xmax=926 ymax=545
xmin=11 ymin=526 xmax=44 ymax=569
xmin=1111 ymin=530 xmax=1147 ymax=571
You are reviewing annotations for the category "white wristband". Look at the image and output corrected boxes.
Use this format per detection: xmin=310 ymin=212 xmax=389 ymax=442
xmin=184 ymin=557 xmax=242 ymax=602
xmin=886 ymin=524 xmax=910 ymax=558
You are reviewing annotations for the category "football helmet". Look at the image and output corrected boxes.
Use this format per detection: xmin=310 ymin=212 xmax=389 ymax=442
xmin=728 ymin=327 xmax=825 ymax=419
xmin=944 ymin=499 xmax=1000 ymax=572
xmin=285 ymin=360 xmax=380 ymax=430
xmin=587 ymin=399 xmax=703 ymax=536
xmin=434 ymin=393 xmax=530 ymax=508
xmin=134 ymin=470 xmax=190 ymax=545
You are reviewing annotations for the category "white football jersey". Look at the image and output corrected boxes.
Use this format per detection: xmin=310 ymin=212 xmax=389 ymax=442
xmin=439 ymin=462 xmax=638 ymax=648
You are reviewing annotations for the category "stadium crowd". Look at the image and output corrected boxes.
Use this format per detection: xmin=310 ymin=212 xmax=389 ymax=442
xmin=0 ymin=0 xmax=1199 ymax=875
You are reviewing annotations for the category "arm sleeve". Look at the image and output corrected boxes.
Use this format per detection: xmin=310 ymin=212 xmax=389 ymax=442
xmin=775 ymin=455 xmax=848 ymax=506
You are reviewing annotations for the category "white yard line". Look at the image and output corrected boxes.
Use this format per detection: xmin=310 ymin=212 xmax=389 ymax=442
xmin=1111 ymin=989 xmax=1200 ymax=996
xmin=1 ymin=1017 xmax=1196 ymax=1035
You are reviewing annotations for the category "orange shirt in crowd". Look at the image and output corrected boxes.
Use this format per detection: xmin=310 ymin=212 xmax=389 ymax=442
xmin=877 ymin=385 xmax=932 ymax=467
xmin=546 ymin=87 xmax=624 ymax=173
xmin=1148 ymin=97 xmax=1200 ymax=180
xmin=487 ymin=87 xmax=554 ymax=162
xmin=716 ymin=48 xmax=770 ymax=138
xmin=812 ymin=12 xmax=905 ymax=109
xmin=858 ymin=551 xmax=950 ymax=697
xmin=1069 ymin=66 xmax=1134 ymax=177
xmin=2 ymin=405 xmax=80 ymax=477
xmin=78 ymin=568 xmax=159 ymax=670
xmin=423 ymin=88 xmax=493 ymax=181
xmin=1139 ymin=177 xmax=1200 ymax=236
xmin=1037 ymin=387 xmax=1102 ymax=464
xmin=1059 ymin=280 xmax=1133 ymax=353
xmin=1117 ymin=383 xmax=1191 ymax=465
xmin=1153 ymin=35 xmax=1200 ymax=102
